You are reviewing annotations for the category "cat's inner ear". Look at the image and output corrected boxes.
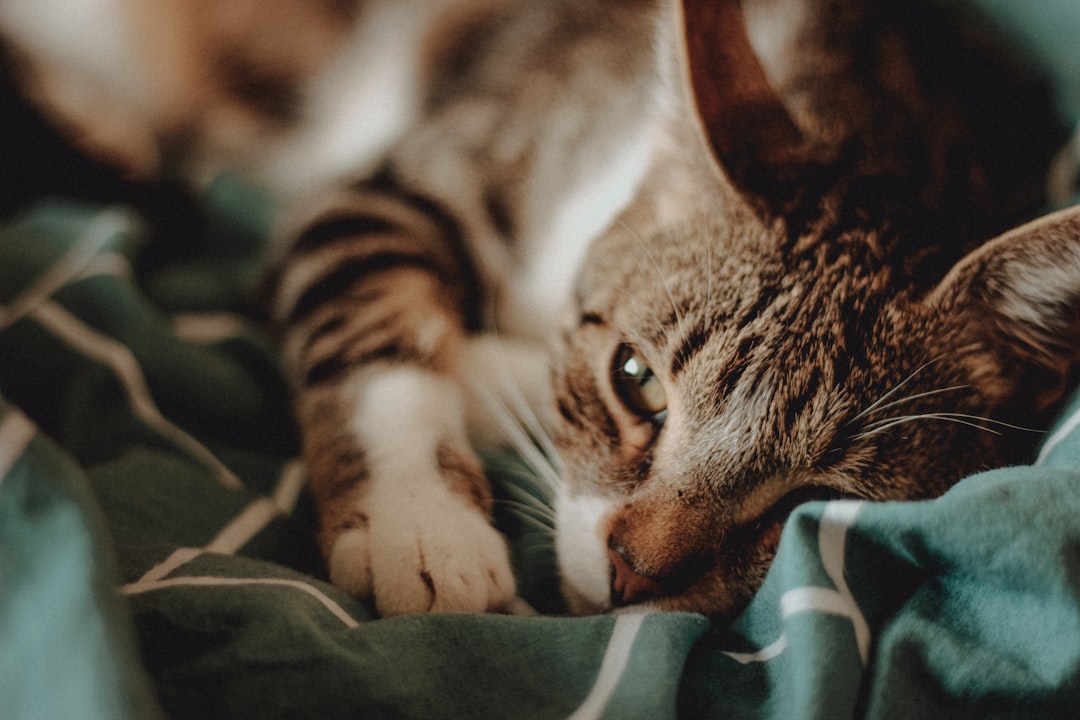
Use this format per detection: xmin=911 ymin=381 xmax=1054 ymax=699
xmin=680 ymin=0 xmax=800 ymax=165
xmin=930 ymin=206 xmax=1080 ymax=417
xmin=678 ymin=0 xmax=808 ymax=212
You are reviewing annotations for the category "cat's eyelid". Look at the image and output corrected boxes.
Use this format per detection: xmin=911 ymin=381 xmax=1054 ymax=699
xmin=579 ymin=311 xmax=607 ymax=327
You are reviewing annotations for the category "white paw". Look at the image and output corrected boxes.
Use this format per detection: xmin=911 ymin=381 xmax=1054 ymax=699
xmin=325 ymin=367 xmax=516 ymax=615
xmin=327 ymin=485 xmax=516 ymax=616
xmin=325 ymin=522 xmax=374 ymax=599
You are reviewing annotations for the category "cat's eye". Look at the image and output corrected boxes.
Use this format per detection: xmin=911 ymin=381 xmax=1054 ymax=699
xmin=612 ymin=345 xmax=668 ymax=423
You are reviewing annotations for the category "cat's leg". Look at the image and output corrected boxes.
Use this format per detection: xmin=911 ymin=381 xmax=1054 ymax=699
xmin=298 ymin=365 xmax=515 ymax=616
xmin=274 ymin=177 xmax=515 ymax=616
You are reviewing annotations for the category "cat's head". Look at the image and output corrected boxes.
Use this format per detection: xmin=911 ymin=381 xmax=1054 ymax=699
xmin=552 ymin=202 xmax=1080 ymax=617
xmin=550 ymin=0 xmax=1080 ymax=618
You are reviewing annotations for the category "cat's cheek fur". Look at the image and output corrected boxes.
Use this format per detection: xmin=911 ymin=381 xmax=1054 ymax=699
xmin=329 ymin=367 xmax=516 ymax=616
xmin=554 ymin=486 xmax=617 ymax=613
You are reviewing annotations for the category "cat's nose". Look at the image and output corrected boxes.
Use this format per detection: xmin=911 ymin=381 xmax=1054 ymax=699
xmin=607 ymin=543 xmax=665 ymax=606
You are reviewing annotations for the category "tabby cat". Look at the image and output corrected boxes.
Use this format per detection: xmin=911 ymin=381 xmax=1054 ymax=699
xmin=2 ymin=0 xmax=1078 ymax=620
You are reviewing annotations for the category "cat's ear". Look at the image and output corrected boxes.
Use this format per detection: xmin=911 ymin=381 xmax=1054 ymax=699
xmin=678 ymin=0 xmax=815 ymax=214
xmin=680 ymin=0 xmax=801 ymax=165
xmin=930 ymin=205 xmax=1080 ymax=416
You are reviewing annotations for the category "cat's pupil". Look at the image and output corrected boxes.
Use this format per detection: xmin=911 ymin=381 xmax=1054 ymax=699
xmin=612 ymin=345 xmax=668 ymax=422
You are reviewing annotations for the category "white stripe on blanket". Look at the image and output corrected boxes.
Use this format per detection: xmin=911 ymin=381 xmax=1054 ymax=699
xmin=171 ymin=313 xmax=258 ymax=343
xmin=0 ymin=207 xmax=134 ymax=331
xmin=723 ymin=634 xmax=789 ymax=665
xmin=124 ymin=460 xmax=306 ymax=590
xmin=119 ymin=576 xmax=360 ymax=629
xmin=30 ymin=300 xmax=242 ymax=489
xmin=271 ymin=460 xmax=308 ymax=514
xmin=818 ymin=501 xmax=870 ymax=663
xmin=723 ymin=500 xmax=868 ymax=665
xmin=566 ymin=613 xmax=648 ymax=720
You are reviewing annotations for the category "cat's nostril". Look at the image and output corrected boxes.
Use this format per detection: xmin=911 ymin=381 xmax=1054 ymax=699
xmin=607 ymin=543 xmax=665 ymax=606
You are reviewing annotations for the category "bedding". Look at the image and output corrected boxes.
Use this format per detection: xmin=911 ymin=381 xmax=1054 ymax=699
xmin=3 ymin=2 xmax=1080 ymax=718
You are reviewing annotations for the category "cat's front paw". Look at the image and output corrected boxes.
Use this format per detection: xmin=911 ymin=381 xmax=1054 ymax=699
xmin=314 ymin=368 xmax=516 ymax=615
xmin=326 ymin=484 xmax=515 ymax=616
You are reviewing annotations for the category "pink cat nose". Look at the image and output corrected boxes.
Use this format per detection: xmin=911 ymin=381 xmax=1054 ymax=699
xmin=608 ymin=544 xmax=665 ymax=606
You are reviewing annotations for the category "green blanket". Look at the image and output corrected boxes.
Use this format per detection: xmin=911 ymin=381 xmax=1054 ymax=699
xmin=3 ymin=3 xmax=1080 ymax=718
xmin=5 ymin=195 xmax=1080 ymax=720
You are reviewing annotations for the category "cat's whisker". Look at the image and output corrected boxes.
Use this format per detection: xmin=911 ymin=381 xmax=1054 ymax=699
xmin=525 ymin=540 xmax=559 ymax=554
xmin=476 ymin=303 xmax=567 ymax=485
xmin=853 ymin=412 xmax=1046 ymax=441
xmin=513 ymin=537 xmax=559 ymax=555
xmin=493 ymin=395 xmax=560 ymax=487
xmin=495 ymin=495 xmax=554 ymax=518
xmin=509 ymin=511 xmax=557 ymax=537
xmin=850 ymin=358 xmax=944 ymax=423
xmin=490 ymin=395 xmax=562 ymax=494
xmin=860 ymin=384 xmax=972 ymax=419
xmin=496 ymin=473 xmax=557 ymax=516
xmin=513 ymin=406 xmax=564 ymax=479
xmin=495 ymin=501 xmax=557 ymax=538
xmin=854 ymin=414 xmax=997 ymax=441
xmin=489 ymin=334 xmax=566 ymax=478
xmin=492 ymin=456 xmax=559 ymax=531
xmin=466 ymin=374 xmax=563 ymax=495
xmin=863 ymin=412 xmax=1044 ymax=433
xmin=495 ymin=497 xmax=556 ymax=526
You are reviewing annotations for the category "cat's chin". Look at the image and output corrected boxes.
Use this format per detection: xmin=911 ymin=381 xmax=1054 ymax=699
xmin=554 ymin=486 xmax=619 ymax=612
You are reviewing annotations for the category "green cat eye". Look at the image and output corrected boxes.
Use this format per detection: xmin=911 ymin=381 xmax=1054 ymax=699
xmin=612 ymin=345 xmax=668 ymax=423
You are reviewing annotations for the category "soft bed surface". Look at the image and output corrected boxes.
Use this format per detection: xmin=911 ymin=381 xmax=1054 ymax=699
xmin=3 ymin=2 xmax=1080 ymax=718
xmin=5 ymin=185 xmax=1080 ymax=720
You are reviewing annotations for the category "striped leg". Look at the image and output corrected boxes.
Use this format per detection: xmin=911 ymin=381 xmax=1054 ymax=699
xmin=274 ymin=171 xmax=515 ymax=616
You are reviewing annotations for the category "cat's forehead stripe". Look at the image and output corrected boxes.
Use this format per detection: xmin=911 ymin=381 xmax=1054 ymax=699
xmin=671 ymin=326 xmax=709 ymax=377
xmin=579 ymin=312 xmax=607 ymax=328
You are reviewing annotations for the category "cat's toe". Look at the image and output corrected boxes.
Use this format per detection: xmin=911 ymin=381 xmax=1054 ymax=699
xmin=423 ymin=520 xmax=516 ymax=614
xmin=368 ymin=493 xmax=515 ymax=616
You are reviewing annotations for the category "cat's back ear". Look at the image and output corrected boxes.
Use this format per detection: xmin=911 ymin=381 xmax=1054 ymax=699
xmin=675 ymin=0 xmax=823 ymax=215
xmin=678 ymin=0 xmax=801 ymax=171
xmin=930 ymin=205 xmax=1080 ymax=417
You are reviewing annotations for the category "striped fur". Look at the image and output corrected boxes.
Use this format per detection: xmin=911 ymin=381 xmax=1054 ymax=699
xmin=3 ymin=0 xmax=1078 ymax=619
xmin=261 ymin=0 xmax=667 ymax=615
xmin=553 ymin=0 xmax=1080 ymax=618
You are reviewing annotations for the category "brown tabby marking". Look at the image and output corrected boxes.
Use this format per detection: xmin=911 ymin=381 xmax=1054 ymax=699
xmin=2 ymin=0 xmax=1076 ymax=619
xmin=551 ymin=0 xmax=1077 ymax=618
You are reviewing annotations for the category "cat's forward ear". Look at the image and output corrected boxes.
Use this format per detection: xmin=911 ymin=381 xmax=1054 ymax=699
xmin=930 ymin=205 xmax=1080 ymax=416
